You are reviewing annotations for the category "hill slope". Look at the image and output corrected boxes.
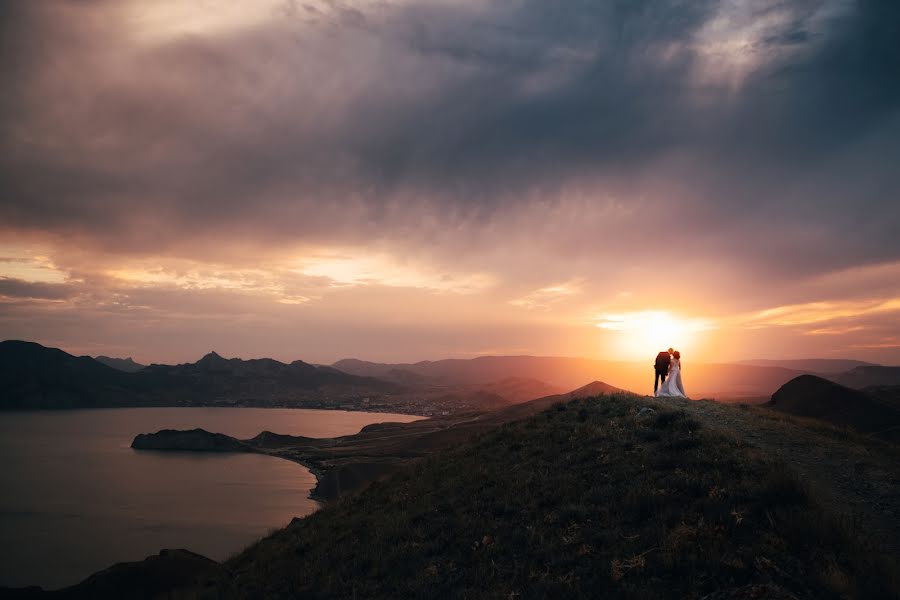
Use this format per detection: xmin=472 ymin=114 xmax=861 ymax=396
xmin=191 ymin=394 xmax=896 ymax=598
xmin=767 ymin=375 xmax=900 ymax=439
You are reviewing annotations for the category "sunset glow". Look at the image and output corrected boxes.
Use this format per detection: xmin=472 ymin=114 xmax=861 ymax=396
xmin=596 ymin=312 xmax=715 ymax=361
xmin=1 ymin=0 xmax=898 ymax=366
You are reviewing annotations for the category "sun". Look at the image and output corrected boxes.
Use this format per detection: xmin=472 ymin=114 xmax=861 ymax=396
xmin=596 ymin=311 xmax=713 ymax=361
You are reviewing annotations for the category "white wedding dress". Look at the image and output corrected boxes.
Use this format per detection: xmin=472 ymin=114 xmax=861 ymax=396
xmin=655 ymin=358 xmax=686 ymax=397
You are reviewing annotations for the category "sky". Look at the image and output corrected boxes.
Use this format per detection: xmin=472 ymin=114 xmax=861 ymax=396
xmin=1 ymin=0 xmax=899 ymax=365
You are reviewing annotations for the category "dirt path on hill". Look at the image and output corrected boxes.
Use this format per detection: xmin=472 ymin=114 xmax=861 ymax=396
xmin=664 ymin=397 xmax=900 ymax=555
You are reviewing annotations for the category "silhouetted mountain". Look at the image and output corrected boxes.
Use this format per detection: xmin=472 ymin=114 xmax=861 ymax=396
xmin=834 ymin=365 xmax=900 ymax=389
xmin=738 ymin=358 xmax=878 ymax=373
xmin=333 ymin=356 xmax=809 ymax=398
xmin=767 ymin=375 xmax=900 ymax=439
xmin=130 ymin=351 xmax=400 ymax=407
xmin=0 ymin=340 xmax=139 ymax=409
xmin=0 ymin=341 xmax=399 ymax=410
xmin=94 ymin=355 xmax=145 ymax=373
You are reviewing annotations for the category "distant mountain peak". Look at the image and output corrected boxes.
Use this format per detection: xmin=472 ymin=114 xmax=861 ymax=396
xmin=196 ymin=351 xmax=229 ymax=367
xmin=566 ymin=380 xmax=623 ymax=397
xmin=95 ymin=355 xmax=145 ymax=373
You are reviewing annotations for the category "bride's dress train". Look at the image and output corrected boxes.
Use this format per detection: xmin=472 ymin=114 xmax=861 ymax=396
xmin=655 ymin=359 xmax=686 ymax=397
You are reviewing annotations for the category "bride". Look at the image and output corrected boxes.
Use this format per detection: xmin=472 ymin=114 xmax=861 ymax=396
xmin=656 ymin=350 xmax=686 ymax=397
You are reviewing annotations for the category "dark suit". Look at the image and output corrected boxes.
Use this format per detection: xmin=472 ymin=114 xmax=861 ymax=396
xmin=654 ymin=351 xmax=671 ymax=393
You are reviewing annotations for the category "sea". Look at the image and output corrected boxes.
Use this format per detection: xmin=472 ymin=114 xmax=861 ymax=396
xmin=0 ymin=407 xmax=424 ymax=589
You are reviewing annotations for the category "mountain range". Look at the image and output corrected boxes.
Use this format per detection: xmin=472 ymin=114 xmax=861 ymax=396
xmin=4 ymin=340 xmax=900 ymax=412
xmin=736 ymin=358 xmax=879 ymax=373
xmin=331 ymin=355 xmax=900 ymax=399
xmin=0 ymin=341 xmax=396 ymax=410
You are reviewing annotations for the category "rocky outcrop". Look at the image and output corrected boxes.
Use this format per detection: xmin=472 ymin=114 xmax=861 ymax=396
xmin=131 ymin=428 xmax=250 ymax=452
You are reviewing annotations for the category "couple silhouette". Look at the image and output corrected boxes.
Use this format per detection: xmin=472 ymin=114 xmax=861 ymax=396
xmin=653 ymin=348 xmax=686 ymax=397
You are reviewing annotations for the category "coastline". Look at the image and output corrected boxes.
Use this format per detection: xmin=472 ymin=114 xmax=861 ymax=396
xmin=0 ymin=407 xmax=423 ymax=592
xmin=4 ymin=390 xmax=618 ymax=595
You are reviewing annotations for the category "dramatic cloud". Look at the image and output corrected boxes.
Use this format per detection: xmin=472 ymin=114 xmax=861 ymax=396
xmin=1 ymin=0 xmax=898 ymax=363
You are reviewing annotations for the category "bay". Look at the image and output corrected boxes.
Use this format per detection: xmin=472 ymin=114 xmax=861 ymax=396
xmin=0 ymin=407 xmax=423 ymax=589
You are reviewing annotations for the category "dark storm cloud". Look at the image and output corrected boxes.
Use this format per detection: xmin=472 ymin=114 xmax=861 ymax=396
xmin=0 ymin=277 xmax=74 ymax=300
xmin=0 ymin=0 xmax=898 ymax=279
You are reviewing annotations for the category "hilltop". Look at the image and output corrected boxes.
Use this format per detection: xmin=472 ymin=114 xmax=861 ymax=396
xmin=20 ymin=390 xmax=899 ymax=599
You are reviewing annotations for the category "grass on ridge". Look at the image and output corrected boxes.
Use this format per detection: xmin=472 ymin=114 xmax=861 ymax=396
xmin=207 ymin=393 xmax=898 ymax=599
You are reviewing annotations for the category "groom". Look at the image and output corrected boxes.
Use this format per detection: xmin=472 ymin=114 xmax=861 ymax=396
xmin=654 ymin=348 xmax=673 ymax=393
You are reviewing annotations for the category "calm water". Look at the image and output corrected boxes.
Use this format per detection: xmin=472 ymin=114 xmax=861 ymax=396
xmin=0 ymin=408 xmax=424 ymax=590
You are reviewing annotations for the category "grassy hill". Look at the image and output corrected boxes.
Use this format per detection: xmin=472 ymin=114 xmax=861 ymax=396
xmin=182 ymin=393 xmax=897 ymax=599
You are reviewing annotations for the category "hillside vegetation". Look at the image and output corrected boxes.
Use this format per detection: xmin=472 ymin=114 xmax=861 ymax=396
xmin=192 ymin=393 xmax=897 ymax=599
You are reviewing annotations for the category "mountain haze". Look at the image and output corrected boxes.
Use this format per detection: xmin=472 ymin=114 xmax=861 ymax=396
xmin=334 ymin=356 xmax=816 ymax=398
xmin=738 ymin=359 xmax=879 ymax=373
xmin=834 ymin=366 xmax=900 ymax=389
